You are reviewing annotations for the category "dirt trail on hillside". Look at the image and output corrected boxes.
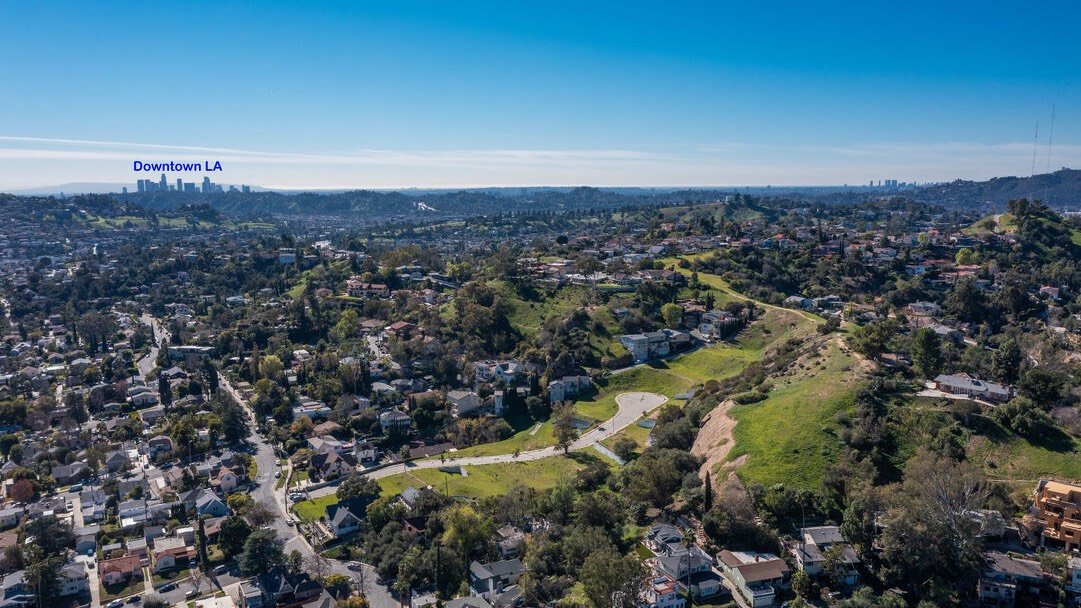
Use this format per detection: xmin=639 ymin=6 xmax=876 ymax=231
xmin=691 ymin=398 xmax=740 ymax=487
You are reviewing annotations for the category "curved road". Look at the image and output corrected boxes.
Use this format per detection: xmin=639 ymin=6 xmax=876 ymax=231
xmin=312 ymin=391 xmax=668 ymax=494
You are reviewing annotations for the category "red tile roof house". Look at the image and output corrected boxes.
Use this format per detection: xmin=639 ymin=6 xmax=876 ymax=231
xmin=98 ymin=554 xmax=142 ymax=586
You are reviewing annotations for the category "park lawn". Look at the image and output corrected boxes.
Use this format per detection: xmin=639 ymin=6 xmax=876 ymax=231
xmin=442 ymin=365 xmax=692 ymax=459
xmin=727 ymin=341 xmax=859 ymax=489
xmin=581 ymin=366 xmax=693 ymax=420
xmin=293 ymin=494 xmax=337 ymax=522
xmin=377 ymin=454 xmax=612 ymax=499
xmin=439 ymin=419 xmax=558 ymax=458
xmin=600 ymin=417 xmax=652 ymax=452
xmin=663 ymin=344 xmax=759 ymax=384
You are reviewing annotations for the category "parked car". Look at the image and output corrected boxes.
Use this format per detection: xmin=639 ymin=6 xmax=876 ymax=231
xmin=127 ymin=596 xmax=142 ymax=604
xmin=107 ymin=600 xmax=124 ymax=608
xmin=213 ymin=564 xmax=228 ymax=575
xmin=156 ymin=582 xmax=177 ymax=593
xmin=274 ymin=470 xmax=281 ymax=478
xmin=186 ymin=589 xmax=200 ymax=600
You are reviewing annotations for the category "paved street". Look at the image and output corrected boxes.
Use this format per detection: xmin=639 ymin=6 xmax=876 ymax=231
xmin=219 ymin=373 xmax=399 ymax=608
xmin=310 ymin=390 xmax=668 ymax=494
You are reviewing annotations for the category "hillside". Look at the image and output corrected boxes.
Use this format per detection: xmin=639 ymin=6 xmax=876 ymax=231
xmin=915 ymin=168 xmax=1081 ymax=210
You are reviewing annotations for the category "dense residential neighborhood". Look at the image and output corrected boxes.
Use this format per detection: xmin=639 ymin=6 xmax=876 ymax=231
xmin=0 ymin=182 xmax=1080 ymax=608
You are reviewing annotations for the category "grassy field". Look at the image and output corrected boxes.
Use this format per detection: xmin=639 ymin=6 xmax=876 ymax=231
xmin=902 ymin=398 xmax=1081 ymax=484
xmin=293 ymin=494 xmax=337 ymax=522
xmin=726 ymin=340 xmax=859 ymax=489
xmin=377 ymin=454 xmax=612 ymax=499
xmin=600 ymin=417 xmax=652 ymax=452
xmin=443 ymin=364 xmax=693 ymax=459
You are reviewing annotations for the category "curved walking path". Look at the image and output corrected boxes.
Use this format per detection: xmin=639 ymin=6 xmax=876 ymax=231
xmin=312 ymin=391 xmax=668 ymax=491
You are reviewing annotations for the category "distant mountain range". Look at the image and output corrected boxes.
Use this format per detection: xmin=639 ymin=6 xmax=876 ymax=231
xmin=911 ymin=168 xmax=1081 ymax=210
xmin=7 ymin=168 xmax=1080 ymax=219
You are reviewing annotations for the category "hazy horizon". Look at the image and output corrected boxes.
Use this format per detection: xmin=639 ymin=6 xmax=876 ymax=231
xmin=2 ymin=2 xmax=1079 ymax=190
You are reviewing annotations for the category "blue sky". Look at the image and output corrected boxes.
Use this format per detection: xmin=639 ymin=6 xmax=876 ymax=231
xmin=1 ymin=1 xmax=1079 ymax=189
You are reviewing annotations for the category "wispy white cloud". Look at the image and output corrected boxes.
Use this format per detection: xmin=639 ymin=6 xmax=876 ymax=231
xmin=0 ymin=135 xmax=1078 ymax=190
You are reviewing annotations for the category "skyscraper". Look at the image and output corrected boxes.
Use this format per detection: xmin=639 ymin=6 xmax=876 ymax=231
xmin=202 ymin=176 xmax=211 ymax=193
xmin=177 ymin=178 xmax=183 ymax=192
xmin=159 ymin=173 xmax=168 ymax=191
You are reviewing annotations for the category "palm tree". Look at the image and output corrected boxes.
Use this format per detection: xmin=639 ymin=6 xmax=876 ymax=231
xmin=681 ymin=527 xmax=696 ymax=605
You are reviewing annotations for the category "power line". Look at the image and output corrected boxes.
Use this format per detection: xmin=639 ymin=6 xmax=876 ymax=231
xmin=1031 ymin=121 xmax=1039 ymax=177
xmin=1046 ymin=104 xmax=1056 ymax=173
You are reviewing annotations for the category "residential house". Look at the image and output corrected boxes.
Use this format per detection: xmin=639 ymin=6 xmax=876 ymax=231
xmin=58 ymin=562 xmax=89 ymax=597
xmin=98 ymin=554 xmax=142 ymax=586
xmin=0 ymin=508 xmax=22 ymax=529
xmin=310 ymin=450 xmax=358 ymax=479
xmin=1 ymin=570 xmax=32 ymax=607
xmin=354 ymin=440 xmax=378 ymax=465
xmin=379 ymin=409 xmax=412 ymax=431
xmin=1032 ymin=479 xmax=1081 ymax=550
xmin=548 ymin=375 xmax=591 ymax=405
xmin=448 ymin=389 xmax=484 ymax=417
xmin=52 ymin=461 xmax=90 ymax=486
xmin=196 ymin=490 xmax=231 ymax=517
xmin=789 ymin=526 xmax=860 ymax=587
xmin=325 ymin=498 xmax=366 ymax=538
xmin=698 ymin=310 xmax=739 ymax=340
xmin=933 ymin=373 xmax=1014 ymax=403
xmin=469 ymin=559 xmax=524 ymax=599
xmin=152 ymin=536 xmax=196 ymax=573
xmin=104 ymin=449 xmax=131 ymax=473
xmin=643 ymin=574 xmax=685 ymax=608
xmin=978 ymin=551 xmax=1048 ymax=607
xmin=716 ymin=550 xmax=789 ymax=608
xmin=211 ymin=466 xmax=240 ymax=493
xmin=242 ymin=566 xmax=322 ymax=608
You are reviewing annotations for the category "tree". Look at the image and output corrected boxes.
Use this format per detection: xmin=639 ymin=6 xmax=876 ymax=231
xmin=441 ymin=504 xmax=493 ymax=574
xmin=944 ymin=277 xmax=985 ymax=323
xmin=324 ymin=573 xmax=353 ymax=596
xmin=245 ymin=502 xmax=278 ymax=528
xmin=849 ymin=319 xmax=898 ymax=359
xmin=611 ymin=436 xmax=637 ymax=461
xmin=553 ymin=405 xmax=577 ymax=454
xmin=24 ymin=516 xmax=74 ymax=558
xmin=1019 ymin=369 xmax=1065 ymax=409
xmin=877 ymin=450 xmax=988 ymax=598
xmin=219 ymin=516 xmax=252 ymax=557
xmin=239 ymin=528 xmax=284 ymax=574
xmin=954 ymin=248 xmax=978 ymax=266
xmin=991 ymin=339 xmax=1023 ymax=384
xmin=227 ymin=492 xmax=254 ymax=515
xmin=158 ymin=375 xmax=173 ymax=406
xmin=26 ymin=556 xmax=62 ymax=608
xmin=579 ymin=548 xmax=646 ymax=608
xmin=287 ymin=549 xmax=304 ymax=573
xmin=910 ymin=327 xmax=943 ymax=378
xmin=337 ymin=474 xmax=381 ymax=505
xmin=258 ymin=355 xmax=284 ymax=380
xmin=660 ymin=303 xmax=683 ymax=329
xmin=991 ymin=396 xmax=1046 ymax=435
